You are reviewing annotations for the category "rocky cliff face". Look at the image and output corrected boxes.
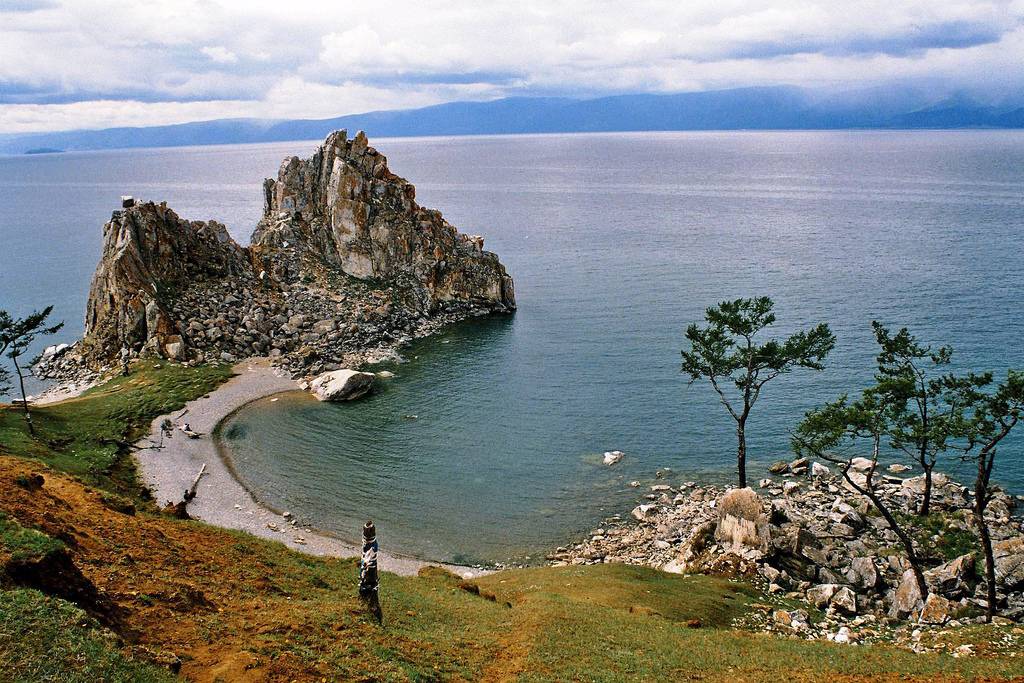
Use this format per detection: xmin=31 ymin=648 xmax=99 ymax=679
xmin=251 ymin=130 xmax=515 ymax=314
xmin=80 ymin=130 xmax=515 ymax=373
xmin=83 ymin=201 xmax=254 ymax=361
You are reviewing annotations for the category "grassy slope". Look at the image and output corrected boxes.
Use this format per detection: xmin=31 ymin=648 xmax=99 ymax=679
xmin=0 ymin=360 xmax=232 ymax=495
xmin=1 ymin=363 xmax=1023 ymax=681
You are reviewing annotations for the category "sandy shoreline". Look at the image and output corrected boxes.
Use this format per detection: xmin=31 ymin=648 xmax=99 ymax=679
xmin=135 ymin=358 xmax=485 ymax=578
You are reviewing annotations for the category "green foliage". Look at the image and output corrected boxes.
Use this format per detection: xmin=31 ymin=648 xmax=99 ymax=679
xmin=0 ymin=588 xmax=175 ymax=683
xmin=791 ymin=391 xmax=889 ymax=464
xmin=903 ymin=511 xmax=979 ymax=565
xmin=682 ymin=296 xmax=835 ymax=486
xmin=681 ymin=298 xmax=835 ymax=403
xmin=0 ymin=512 xmax=64 ymax=562
xmin=871 ymin=323 xmax=991 ymax=487
xmin=0 ymin=360 xmax=233 ymax=496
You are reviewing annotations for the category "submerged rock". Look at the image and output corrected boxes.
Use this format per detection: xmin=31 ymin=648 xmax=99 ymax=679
xmin=309 ymin=369 xmax=376 ymax=401
xmin=603 ymin=451 xmax=624 ymax=466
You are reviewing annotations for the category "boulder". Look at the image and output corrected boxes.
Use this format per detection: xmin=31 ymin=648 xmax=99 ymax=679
xmin=919 ymin=593 xmax=953 ymax=625
xmin=927 ymin=553 xmax=975 ymax=596
xmin=890 ymin=569 xmax=924 ymax=619
xmin=811 ymin=462 xmax=831 ymax=478
xmin=714 ymin=488 xmax=770 ymax=552
xmin=632 ymin=504 xmax=658 ymax=521
xmin=768 ymin=460 xmax=790 ymax=474
xmin=888 ymin=463 xmax=911 ymax=474
xmin=850 ymin=457 xmax=874 ymax=472
xmin=993 ymin=537 xmax=1024 ymax=590
xmin=309 ymin=369 xmax=376 ymax=401
xmin=806 ymin=583 xmax=838 ymax=608
xmin=848 ymin=557 xmax=880 ymax=590
xmin=832 ymin=586 xmax=858 ymax=614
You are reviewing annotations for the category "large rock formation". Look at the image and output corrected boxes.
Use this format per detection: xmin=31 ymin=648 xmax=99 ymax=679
xmin=250 ymin=130 xmax=515 ymax=314
xmin=80 ymin=130 xmax=515 ymax=372
xmin=83 ymin=202 xmax=253 ymax=361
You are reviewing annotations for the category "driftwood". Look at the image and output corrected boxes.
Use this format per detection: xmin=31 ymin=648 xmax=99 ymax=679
xmin=166 ymin=464 xmax=207 ymax=519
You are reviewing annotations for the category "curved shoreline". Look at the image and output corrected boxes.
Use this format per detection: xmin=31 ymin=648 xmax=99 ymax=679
xmin=135 ymin=358 xmax=488 ymax=578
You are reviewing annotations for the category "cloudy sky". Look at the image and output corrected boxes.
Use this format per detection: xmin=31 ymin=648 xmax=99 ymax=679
xmin=2 ymin=0 xmax=1023 ymax=133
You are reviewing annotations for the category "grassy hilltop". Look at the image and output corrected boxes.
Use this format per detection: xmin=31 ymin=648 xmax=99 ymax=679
xmin=1 ymin=363 xmax=1023 ymax=681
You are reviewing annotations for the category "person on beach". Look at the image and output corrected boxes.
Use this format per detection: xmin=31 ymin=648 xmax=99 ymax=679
xmin=359 ymin=520 xmax=382 ymax=624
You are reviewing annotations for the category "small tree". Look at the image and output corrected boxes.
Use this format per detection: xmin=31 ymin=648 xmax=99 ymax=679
xmin=0 ymin=311 xmax=10 ymax=396
xmin=872 ymin=322 xmax=965 ymax=516
xmin=946 ymin=370 xmax=1024 ymax=622
xmin=792 ymin=391 xmax=929 ymax=600
xmin=0 ymin=306 xmax=64 ymax=436
xmin=681 ymin=297 xmax=835 ymax=488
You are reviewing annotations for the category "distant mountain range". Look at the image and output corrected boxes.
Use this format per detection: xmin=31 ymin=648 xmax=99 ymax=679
xmin=3 ymin=86 xmax=1023 ymax=154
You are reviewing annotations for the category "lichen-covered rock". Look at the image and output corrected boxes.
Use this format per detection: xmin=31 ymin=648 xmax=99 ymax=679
xmin=890 ymin=569 xmax=924 ymax=619
xmin=927 ymin=553 xmax=975 ymax=597
xmin=251 ymin=130 xmax=515 ymax=315
xmin=919 ymin=593 xmax=953 ymax=624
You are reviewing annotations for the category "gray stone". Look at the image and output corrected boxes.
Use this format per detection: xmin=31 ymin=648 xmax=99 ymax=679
xmin=832 ymin=586 xmax=858 ymax=614
xmin=891 ymin=569 xmax=924 ymax=619
xmin=309 ymin=369 xmax=376 ymax=401
xmin=807 ymin=583 xmax=839 ymax=608
xmin=993 ymin=537 xmax=1024 ymax=590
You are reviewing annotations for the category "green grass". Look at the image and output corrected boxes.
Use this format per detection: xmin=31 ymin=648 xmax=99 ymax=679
xmin=201 ymin=537 xmax=1024 ymax=681
xmin=0 ymin=588 xmax=175 ymax=683
xmin=0 ymin=512 xmax=64 ymax=562
xmin=0 ymin=360 xmax=232 ymax=496
xmin=2 ymin=362 xmax=1023 ymax=680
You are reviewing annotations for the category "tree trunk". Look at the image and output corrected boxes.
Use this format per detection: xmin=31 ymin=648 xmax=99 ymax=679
xmin=840 ymin=450 xmax=928 ymax=600
xmin=919 ymin=461 xmax=933 ymax=516
xmin=736 ymin=419 xmax=747 ymax=489
xmin=865 ymin=486 xmax=929 ymax=599
xmin=974 ymin=502 xmax=997 ymax=623
xmin=12 ymin=354 xmax=33 ymax=436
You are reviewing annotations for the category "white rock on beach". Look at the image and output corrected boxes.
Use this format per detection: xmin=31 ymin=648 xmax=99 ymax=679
xmin=309 ymin=369 xmax=376 ymax=401
xmin=603 ymin=450 xmax=624 ymax=466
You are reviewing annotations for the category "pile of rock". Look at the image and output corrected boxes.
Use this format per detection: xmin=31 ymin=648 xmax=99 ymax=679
xmin=552 ymin=457 xmax=1024 ymax=635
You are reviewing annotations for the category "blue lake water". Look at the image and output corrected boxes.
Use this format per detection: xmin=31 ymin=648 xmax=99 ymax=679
xmin=2 ymin=131 xmax=1024 ymax=564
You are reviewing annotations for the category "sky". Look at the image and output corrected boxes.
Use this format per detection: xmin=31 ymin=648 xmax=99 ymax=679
xmin=1 ymin=0 xmax=1023 ymax=133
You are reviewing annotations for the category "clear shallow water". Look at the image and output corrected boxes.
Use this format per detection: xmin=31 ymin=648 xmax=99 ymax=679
xmin=3 ymin=131 xmax=1024 ymax=563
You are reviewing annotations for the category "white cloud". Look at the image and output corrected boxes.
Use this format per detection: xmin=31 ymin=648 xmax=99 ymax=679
xmin=201 ymin=46 xmax=238 ymax=64
xmin=1 ymin=0 xmax=1023 ymax=132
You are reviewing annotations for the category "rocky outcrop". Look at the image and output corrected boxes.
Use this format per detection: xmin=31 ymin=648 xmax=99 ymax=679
xmin=79 ymin=131 xmax=515 ymax=374
xmin=551 ymin=457 xmax=1024 ymax=633
xmin=82 ymin=201 xmax=253 ymax=361
xmin=250 ymin=130 xmax=515 ymax=315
